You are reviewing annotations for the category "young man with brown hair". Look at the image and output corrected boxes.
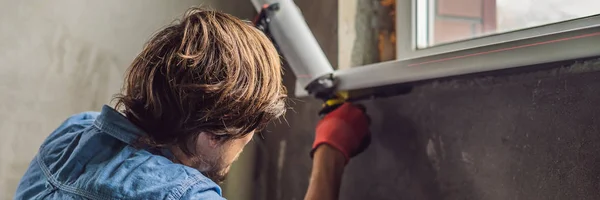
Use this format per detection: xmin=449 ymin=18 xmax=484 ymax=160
xmin=15 ymin=8 xmax=369 ymax=200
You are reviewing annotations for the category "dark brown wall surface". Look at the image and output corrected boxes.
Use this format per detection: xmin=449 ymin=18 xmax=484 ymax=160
xmin=339 ymin=59 xmax=600 ymax=200
xmin=268 ymin=59 xmax=600 ymax=200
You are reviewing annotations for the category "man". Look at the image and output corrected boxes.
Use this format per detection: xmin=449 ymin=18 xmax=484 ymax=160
xmin=15 ymin=8 xmax=369 ymax=200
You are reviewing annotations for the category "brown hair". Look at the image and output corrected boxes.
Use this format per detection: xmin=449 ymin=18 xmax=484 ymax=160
xmin=114 ymin=7 xmax=286 ymax=156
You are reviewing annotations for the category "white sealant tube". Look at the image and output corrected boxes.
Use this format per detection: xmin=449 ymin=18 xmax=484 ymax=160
xmin=251 ymin=0 xmax=335 ymax=97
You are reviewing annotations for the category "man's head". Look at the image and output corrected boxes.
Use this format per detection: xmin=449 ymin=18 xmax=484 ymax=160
xmin=115 ymin=7 xmax=286 ymax=183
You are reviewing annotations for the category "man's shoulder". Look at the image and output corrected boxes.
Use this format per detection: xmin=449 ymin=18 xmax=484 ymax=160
xmin=36 ymin=146 xmax=223 ymax=199
xmin=35 ymin=111 xmax=223 ymax=199
xmin=41 ymin=111 xmax=100 ymax=145
xmin=78 ymin=150 xmax=223 ymax=199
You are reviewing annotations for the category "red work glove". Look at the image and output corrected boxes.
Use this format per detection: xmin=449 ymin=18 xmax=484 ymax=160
xmin=312 ymin=103 xmax=371 ymax=163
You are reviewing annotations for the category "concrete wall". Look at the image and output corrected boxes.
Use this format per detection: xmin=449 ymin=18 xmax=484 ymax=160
xmin=268 ymin=57 xmax=600 ymax=200
xmin=0 ymin=1 xmax=249 ymax=198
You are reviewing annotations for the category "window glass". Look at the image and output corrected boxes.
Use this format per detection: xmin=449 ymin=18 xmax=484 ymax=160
xmin=416 ymin=0 xmax=600 ymax=48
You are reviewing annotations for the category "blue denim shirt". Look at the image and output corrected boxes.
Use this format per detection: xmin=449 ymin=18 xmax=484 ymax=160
xmin=15 ymin=105 xmax=224 ymax=200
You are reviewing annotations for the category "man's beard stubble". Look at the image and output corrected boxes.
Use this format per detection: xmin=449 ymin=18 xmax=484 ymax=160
xmin=188 ymin=154 xmax=231 ymax=184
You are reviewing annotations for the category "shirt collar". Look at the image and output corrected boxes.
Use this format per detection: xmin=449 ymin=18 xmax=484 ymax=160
xmin=93 ymin=105 xmax=177 ymax=160
xmin=93 ymin=105 xmax=146 ymax=145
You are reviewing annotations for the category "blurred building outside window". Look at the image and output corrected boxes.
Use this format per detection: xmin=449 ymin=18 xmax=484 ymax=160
xmin=416 ymin=0 xmax=600 ymax=48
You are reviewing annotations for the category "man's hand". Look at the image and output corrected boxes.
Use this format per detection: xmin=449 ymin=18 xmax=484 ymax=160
xmin=305 ymin=103 xmax=370 ymax=200
xmin=312 ymin=103 xmax=371 ymax=162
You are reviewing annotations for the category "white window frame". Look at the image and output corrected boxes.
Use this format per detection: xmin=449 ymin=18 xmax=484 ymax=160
xmin=332 ymin=0 xmax=600 ymax=92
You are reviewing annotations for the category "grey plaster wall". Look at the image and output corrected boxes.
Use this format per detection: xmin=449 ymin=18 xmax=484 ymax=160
xmin=266 ymin=58 xmax=600 ymax=200
xmin=347 ymin=59 xmax=600 ymax=200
